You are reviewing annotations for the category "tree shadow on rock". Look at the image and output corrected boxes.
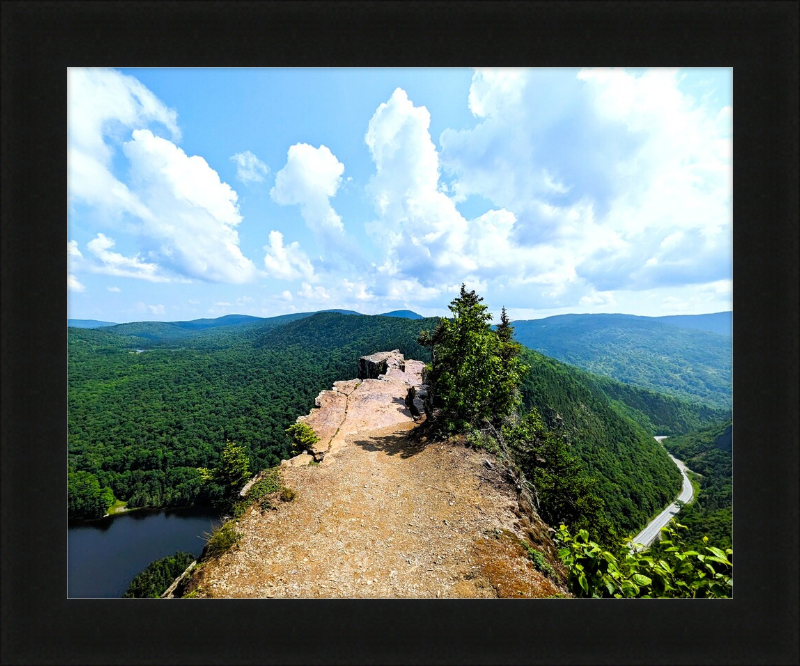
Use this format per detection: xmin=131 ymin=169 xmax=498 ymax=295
xmin=351 ymin=432 xmax=429 ymax=459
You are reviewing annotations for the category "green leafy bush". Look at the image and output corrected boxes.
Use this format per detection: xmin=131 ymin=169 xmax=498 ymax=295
xmin=286 ymin=422 xmax=319 ymax=452
xmin=556 ymin=521 xmax=732 ymax=598
xmin=280 ymin=487 xmax=297 ymax=502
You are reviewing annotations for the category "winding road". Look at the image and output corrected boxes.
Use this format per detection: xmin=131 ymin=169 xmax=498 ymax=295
xmin=629 ymin=436 xmax=694 ymax=551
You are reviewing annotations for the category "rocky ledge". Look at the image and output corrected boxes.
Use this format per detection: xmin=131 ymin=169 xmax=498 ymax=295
xmin=288 ymin=351 xmax=427 ymax=464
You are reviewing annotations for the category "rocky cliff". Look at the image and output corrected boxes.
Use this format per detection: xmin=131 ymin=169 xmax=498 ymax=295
xmin=176 ymin=351 xmax=567 ymax=598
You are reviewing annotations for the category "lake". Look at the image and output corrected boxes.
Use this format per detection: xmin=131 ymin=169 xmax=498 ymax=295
xmin=68 ymin=506 xmax=220 ymax=598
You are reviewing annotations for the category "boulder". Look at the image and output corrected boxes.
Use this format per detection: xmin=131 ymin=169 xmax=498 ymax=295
xmin=358 ymin=350 xmax=405 ymax=380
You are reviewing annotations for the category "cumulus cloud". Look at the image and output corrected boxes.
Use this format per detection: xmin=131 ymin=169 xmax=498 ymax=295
xmin=271 ymin=143 xmax=350 ymax=256
xmin=68 ymin=67 xmax=178 ymax=219
xmin=86 ymin=233 xmax=173 ymax=282
xmin=68 ymin=274 xmax=85 ymax=292
xmin=231 ymin=150 xmax=269 ymax=184
xmin=434 ymin=68 xmax=732 ymax=307
xmin=123 ymin=129 xmax=258 ymax=283
xmin=297 ymin=282 xmax=330 ymax=302
xmin=68 ymin=69 xmax=258 ymax=285
xmin=107 ymin=286 xmax=121 ymax=293
xmin=263 ymin=230 xmax=315 ymax=281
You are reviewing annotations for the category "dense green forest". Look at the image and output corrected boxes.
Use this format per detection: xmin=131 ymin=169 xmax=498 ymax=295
xmin=517 ymin=347 xmax=681 ymax=535
xmin=69 ymin=311 xmax=717 ymax=532
xmin=512 ymin=313 xmax=732 ymax=409
xmin=660 ymin=420 xmax=733 ymax=549
xmin=68 ymin=314 xmax=434 ymax=517
xmin=580 ymin=372 xmax=730 ymax=436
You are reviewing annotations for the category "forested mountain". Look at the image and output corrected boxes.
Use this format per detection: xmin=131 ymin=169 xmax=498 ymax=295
xmin=69 ymin=312 xmax=700 ymax=533
xmin=511 ymin=313 xmax=732 ymax=409
xmin=654 ymin=312 xmax=732 ymax=336
xmin=67 ymin=319 xmax=117 ymax=328
xmin=517 ymin=348 xmax=681 ymax=534
xmin=660 ymin=420 xmax=733 ymax=549
xmin=379 ymin=310 xmax=424 ymax=319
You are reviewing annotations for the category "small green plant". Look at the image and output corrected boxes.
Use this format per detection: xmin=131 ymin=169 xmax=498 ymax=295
xmin=556 ymin=521 xmax=732 ymax=598
xmin=280 ymin=487 xmax=297 ymax=502
xmin=526 ymin=545 xmax=555 ymax=578
xmin=465 ymin=426 xmax=500 ymax=454
xmin=246 ymin=470 xmax=282 ymax=502
xmin=203 ymin=520 xmax=241 ymax=558
xmin=286 ymin=422 xmax=320 ymax=452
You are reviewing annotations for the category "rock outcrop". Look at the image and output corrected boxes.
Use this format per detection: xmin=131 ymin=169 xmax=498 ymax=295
xmin=178 ymin=352 xmax=567 ymax=599
xmin=291 ymin=351 xmax=425 ymax=463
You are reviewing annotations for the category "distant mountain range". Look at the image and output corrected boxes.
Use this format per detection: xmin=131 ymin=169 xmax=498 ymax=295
xmin=652 ymin=312 xmax=731 ymax=336
xmin=510 ymin=313 xmax=732 ymax=409
xmin=67 ymin=319 xmax=118 ymax=328
xmin=68 ymin=309 xmax=424 ymax=332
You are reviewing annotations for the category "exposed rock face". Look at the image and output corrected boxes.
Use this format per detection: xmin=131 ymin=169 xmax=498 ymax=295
xmin=358 ymin=349 xmax=405 ymax=380
xmin=290 ymin=352 xmax=424 ymax=463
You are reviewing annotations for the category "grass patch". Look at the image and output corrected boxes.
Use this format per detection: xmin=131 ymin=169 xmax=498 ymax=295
xmin=106 ymin=498 xmax=128 ymax=515
xmin=202 ymin=520 xmax=240 ymax=558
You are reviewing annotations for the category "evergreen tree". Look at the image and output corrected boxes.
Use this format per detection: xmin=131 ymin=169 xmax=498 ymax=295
xmin=419 ymin=285 xmax=527 ymax=431
xmin=198 ymin=441 xmax=251 ymax=500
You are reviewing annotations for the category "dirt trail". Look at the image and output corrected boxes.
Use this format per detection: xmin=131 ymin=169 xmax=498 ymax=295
xmin=185 ymin=356 xmax=565 ymax=599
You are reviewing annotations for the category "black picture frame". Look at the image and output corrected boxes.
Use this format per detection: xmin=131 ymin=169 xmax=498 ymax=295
xmin=2 ymin=1 xmax=797 ymax=664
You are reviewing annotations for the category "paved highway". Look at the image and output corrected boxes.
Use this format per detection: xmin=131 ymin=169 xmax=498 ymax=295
xmin=629 ymin=436 xmax=694 ymax=551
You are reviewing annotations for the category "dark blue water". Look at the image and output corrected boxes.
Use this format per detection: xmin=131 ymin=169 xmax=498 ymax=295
xmin=68 ymin=506 xmax=219 ymax=598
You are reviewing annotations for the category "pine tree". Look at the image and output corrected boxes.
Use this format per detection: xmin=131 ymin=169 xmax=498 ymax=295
xmin=419 ymin=285 xmax=527 ymax=431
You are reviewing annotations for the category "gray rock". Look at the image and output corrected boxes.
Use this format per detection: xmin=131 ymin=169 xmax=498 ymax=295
xmin=358 ymin=350 xmax=405 ymax=379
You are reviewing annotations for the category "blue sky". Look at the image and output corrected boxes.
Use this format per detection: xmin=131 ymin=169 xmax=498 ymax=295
xmin=67 ymin=67 xmax=732 ymax=323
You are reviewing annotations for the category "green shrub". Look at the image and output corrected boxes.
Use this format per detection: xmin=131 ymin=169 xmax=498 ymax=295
xmin=556 ymin=521 xmax=732 ymax=598
xmin=286 ymin=422 xmax=319 ymax=451
xmin=246 ymin=469 xmax=282 ymax=500
xmin=526 ymin=545 xmax=555 ymax=578
xmin=203 ymin=520 xmax=240 ymax=558
xmin=280 ymin=487 xmax=297 ymax=502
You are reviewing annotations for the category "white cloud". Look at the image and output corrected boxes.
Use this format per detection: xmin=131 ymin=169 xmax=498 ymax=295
xmin=123 ymin=129 xmax=258 ymax=283
xmin=134 ymin=302 xmax=166 ymax=316
xmin=231 ymin=150 xmax=269 ymax=184
xmin=435 ymin=68 xmax=732 ymax=307
xmin=86 ymin=233 xmax=173 ymax=282
xmin=68 ymin=240 xmax=83 ymax=259
xmin=271 ymin=143 xmax=346 ymax=247
xmin=107 ymin=286 xmax=121 ymax=293
xmin=263 ymin=230 xmax=315 ymax=281
xmin=68 ymin=68 xmax=178 ymax=219
xmin=68 ymin=274 xmax=85 ymax=292
xmin=68 ymin=69 xmax=258 ymax=285
xmin=297 ymin=282 xmax=330 ymax=302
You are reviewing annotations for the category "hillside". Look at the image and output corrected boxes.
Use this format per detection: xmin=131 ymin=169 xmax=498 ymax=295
xmin=518 ymin=348 xmax=682 ymax=534
xmin=512 ymin=313 xmax=732 ymax=408
xmin=69 ymin=312 xmax=685 ymax=535
xmin=654 ymin=312 xmax=732 ymax=336
xmin=660 ymin=420 xmax=733 ymax=549
xmin=175 ymin=353 xmax=567 ymax=598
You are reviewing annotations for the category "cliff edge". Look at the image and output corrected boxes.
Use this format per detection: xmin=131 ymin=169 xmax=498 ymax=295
xmin=179 ymin=351 xmax=566 ymax=598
